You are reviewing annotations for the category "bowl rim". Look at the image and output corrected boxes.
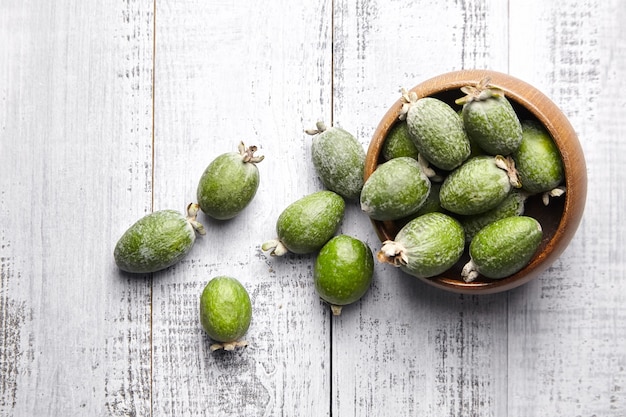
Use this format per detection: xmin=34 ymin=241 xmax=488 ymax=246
xmin=365 ymin=69 xmax=588 ymax=294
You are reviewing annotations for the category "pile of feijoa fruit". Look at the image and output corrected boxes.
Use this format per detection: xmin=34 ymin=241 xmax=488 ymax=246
xmin=112 ymin=76 xmax=565 ymax=352
xmin=372 ymin=78 xmax=564 ymax=283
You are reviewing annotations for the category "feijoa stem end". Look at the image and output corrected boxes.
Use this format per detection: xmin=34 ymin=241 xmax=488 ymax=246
xmin=542 ymin=186 xmax=566 ymax=206
xmin=305 ymin=121 xmax=328 ymax=136
xmin=186 ymin=203 xmax=206 ymax=235
xmin=455 ymin=77 xmax=505 ymax=106
xmin=261 ymin=239 xmax=289 ymax=257
xmin=495 ymin=155 xmax=522 ymax=188
xmin=461 ymin=259 xmax=479 ymax=283
xmin=330 ymin=305 xmax=343 ymax=316
xmin=398 ymin=88 xmax=418 ymax=121
xmin=239 ymin=141 xmax=264 ymax=164
xmin=376 ymin=241 xmax=409 ymax=267
xmin=418 ymin=154 xmax=443 ymax=182
xmin=209 ymin=340 xmax=249 ymax=352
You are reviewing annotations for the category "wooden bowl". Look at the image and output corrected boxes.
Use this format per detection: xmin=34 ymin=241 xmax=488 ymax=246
xmin=365 ymin=69 xmax=587 ymax=294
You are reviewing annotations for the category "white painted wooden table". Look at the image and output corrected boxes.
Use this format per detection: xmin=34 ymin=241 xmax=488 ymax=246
xmin=1 ymin=1 xmax=625 ymax=416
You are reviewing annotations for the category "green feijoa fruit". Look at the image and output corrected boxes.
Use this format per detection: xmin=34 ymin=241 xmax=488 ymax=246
xmin=460 ymin=191 xmax=528 ymax=244
xmin=412 ymin=182 xmax=444 ymax=217
xmin=461 ymin=216 xmax=542 ymax=282
xmin=456 ymin=78 xmax=523 ymax=156
xmin=440 ymin=155 xmax=520 ymax=215
xmin=513 ymin=120 xmax=564 ymax=196
xmin=382 ymin=121 xmax=419 ymax=161
xmin=314 ymin=235 xmax=374 ymax=316
xmin=197 ymin=142 xmax=264 ymax=220
xmin=262 ymin=190 xmax=345 ymax=256
xmin=399 ymin=91 xmax=471 ymax=171
xmin=395 ymin=182 xmax=445 ymax=229
xmin=199 ymin=276 xmax=252 ymax=351
xmin=360 ymin=157 xmax=431 ymax=221
xmin=114 ymin=203 xmax=205 ymax=273
xmin=306 ymin=121 xmax=365 ymax=200
xmin=377 ymin=212 xmax=465 ymax=279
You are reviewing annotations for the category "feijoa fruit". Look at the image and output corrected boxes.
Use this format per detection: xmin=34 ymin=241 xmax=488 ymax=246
xmin=306 ymin=121 xmax=365 ymax=200
xmin=512 ymin=120 xmax=564 ymax=199
xmin=440 ymin=155 xmax=520 ymax=215
xmin=199 ymin=276 xmax=252 ymax=351
xmin=399 ymin=91 xmax=471 ymax=171
xmin=360 ymin=157 xmax=431 ymax=221
xmin=262 ymin=190 xmax=345 ymax=256
xmin=377 ymin=212 xmax=465 ymax=279
xmin=461 ymin=216 xmax=543 ymax=282
xmin=114 ymin=203 xmax=205 ymax=273
xmin=314 ymin=235 xmax=374 ymax=316
xmin=382 ymin=121 xmax=419 ymax=161
xmin=197 ymin=142 xmax=264 ymax=220
xmin=456 ymin=78 xmax=523 ymax=156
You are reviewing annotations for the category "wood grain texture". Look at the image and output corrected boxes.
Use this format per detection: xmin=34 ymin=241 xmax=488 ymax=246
xmin=1 ymin=0 xmax=625 ymax=416
xmin=150 ymin=0 xmax=333 ymax=415
xmin=508 ymin=0 xmax=626 ymax=415
xmin=331 ymin=1 xmax=510 ymax=416
xmin=0 ymin=0 xmax=154 ymax=415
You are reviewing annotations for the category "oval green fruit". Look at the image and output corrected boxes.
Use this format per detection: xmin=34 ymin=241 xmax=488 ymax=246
xmin=460 ymin=191 xmax=528 ymax=244
xmin=377 ymin=212 xmax=465 ymax=279
xmin=199 ymin=276 xmax=252 ymax=351
xmin=314 ymin=235 xmax=374 ymax=316
xmin=197 ymin=142 xmax=264 ymax=220
xmin=114 ymin=204 xmax=205 ymax=273
xmin=360 ymin=157 xmax=431 ymax=221
xmin=262 ymin=190 xmax=345 ymax=256
xmin=513 ymin=120 xmax=564 ymax=194
xmin=307 ymin=121 xmax=365 ymax=200
xmin=382 ymin=121 xmax=418 ymax=161
xmin=400 ymin=91 xmax=470 ymax=171
xmin=440 ymin=155 xmax=517 ymax=215
xmin=462 ymin=216 xmax=543 ymax=282
xmin=457 ymin=79 xmax=523 ymax=155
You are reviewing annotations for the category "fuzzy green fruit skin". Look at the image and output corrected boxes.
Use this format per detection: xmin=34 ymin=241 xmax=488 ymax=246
xmin=199 ymin=277 xmax=252 ymax=343
xmin=406 ymin=97 xmax=471 ymax=171
xmin=276 ymin=191 xmax=345 ymax=254
xmin=360 ymin=157 xmax=431 ymax=221
xmin=460 ymin=191 xmax=527 ymax=244
xmin=197 ymin=151 xmax=260 ymax=220
xmin=388 ymin=212 xmax=465 ymax=279
xmin=314 ymin=235 xmax=374 ymax=307
xmin=513 ymin=120 xmax=564 ymax=194
xmin=440 ymin=156 xmax=512 ymax=215
xmin=382 ymin=122 xmax=418 ymax=161
xmin=312 ymin=127 xmax=365 ymax=200
xmin=114 ymin=210 xmax=196 ymax=273
xmin=462 ymin=94 xmax=523 ymax=155
xmin=468 ymin=216 xmax=542 ymax=279
xmin=409 ymin=182 xmax=443 ymax=218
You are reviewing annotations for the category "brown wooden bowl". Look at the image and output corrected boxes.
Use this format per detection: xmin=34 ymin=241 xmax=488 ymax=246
xmin=365 ymin=69 xmax=587 ymax=294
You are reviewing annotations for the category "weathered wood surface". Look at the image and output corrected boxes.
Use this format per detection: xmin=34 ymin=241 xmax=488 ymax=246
xmin=1 ymin=0 xmax=624 ymax=416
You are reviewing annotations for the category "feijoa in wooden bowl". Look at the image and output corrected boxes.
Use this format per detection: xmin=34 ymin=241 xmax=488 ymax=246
xmin=365 ymin=69 xmax=587 ymax=294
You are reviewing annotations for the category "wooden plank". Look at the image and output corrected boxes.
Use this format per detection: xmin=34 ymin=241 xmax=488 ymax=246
xmin=1 ymin=1 xmax=623 ymax=416
xmin=0 ymin=1 xmax=154 ymax=415
xmin=508 ymin=0 xmax=626 ymax=415
xmin=151 ymin=0 xmax=333 ymax=415
xmin=331 ymin=1 xmax=510 ymax=416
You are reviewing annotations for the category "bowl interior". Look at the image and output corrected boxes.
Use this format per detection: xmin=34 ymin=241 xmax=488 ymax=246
xmin=366 ymin=70 xmax=587 ymax=294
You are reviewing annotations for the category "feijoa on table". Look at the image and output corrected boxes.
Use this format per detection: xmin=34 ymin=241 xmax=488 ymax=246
xmin=114 ymin=203 xmax=205 ymax=274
